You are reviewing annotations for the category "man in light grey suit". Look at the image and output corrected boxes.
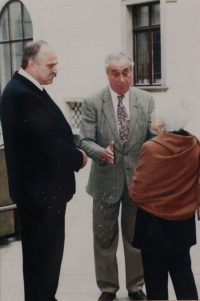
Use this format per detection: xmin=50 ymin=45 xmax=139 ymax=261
xmin=79 ymin=53 xmax=155 ymax=301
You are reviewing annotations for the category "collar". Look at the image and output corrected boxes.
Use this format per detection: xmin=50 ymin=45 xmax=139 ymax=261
xmin=109 ymin=85 xmax=129 ymax=101
xmin=18 ymin=68 xmax=43 ymax=91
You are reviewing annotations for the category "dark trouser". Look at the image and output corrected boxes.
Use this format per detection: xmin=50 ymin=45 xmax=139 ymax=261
xmin=141 ymin=247 xmax=198 ymax=300
xmin=18 ymin=199 xmax=67 ymax=301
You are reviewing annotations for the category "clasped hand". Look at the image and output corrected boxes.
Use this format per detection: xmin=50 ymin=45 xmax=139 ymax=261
xmin=80 ymin=150 xmax=88 ymax=168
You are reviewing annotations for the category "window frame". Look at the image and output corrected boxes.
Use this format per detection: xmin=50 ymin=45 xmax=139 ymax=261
xmin=133 ymin=1 xmax=161 ymax=87
xmin=0 ymin=0 xmax=33 ymax=94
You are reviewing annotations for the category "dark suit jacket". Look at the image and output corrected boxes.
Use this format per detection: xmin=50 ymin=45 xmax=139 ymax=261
xmin=0 ymin=71 xmax=83 ymax=207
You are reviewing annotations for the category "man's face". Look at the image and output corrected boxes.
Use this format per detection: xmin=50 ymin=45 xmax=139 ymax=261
xmin=106 ymin=57 xmax=133 ymax=95
xmin=31 ymin=46 xmax=58 ymax=85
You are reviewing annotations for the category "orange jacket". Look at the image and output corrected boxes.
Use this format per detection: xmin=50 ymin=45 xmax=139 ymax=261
xmin=129 ymin=132 xmax=200 ymax=220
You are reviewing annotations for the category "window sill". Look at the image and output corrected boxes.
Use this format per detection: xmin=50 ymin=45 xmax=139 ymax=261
xmin=135 ymin=86 xmax=169 ymax=92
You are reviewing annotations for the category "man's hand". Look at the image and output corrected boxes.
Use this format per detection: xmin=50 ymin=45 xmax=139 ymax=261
xmin=100 ymin=141 xmax=115 ymax=164
xmin=80 ymin=150 xmax=88 ymax=168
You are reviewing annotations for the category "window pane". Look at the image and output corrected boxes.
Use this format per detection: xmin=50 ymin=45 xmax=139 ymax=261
xmin=135 ymin=6 xmax=149 ymax=27
xmin=23 ymin=6 xmax=33 ymax=38
xmin=9 ymin=2 xmax=22 ymax=40
xmin=0 ymin=44 xmax=11 ymax=91
xmin=0 ymin=2 xmax=33 ymax=93
xmin=0 ymin=8 xmax=9 ymax=41
xmin=135 ymin=32 xmax=150 ymax=85
xmin=153 ymin=31 xmax=161 ymax=84
xmin=152 ymin=4 xmax=160 ymax=25
xmin=11 ymin=42 xmax=23 ymax=72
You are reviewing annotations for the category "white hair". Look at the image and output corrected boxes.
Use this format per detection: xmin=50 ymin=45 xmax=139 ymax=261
xmin=155 ymin=99 xmax=195 ymax=132
xmin=104 ymin=52 xmax=134 ymax=71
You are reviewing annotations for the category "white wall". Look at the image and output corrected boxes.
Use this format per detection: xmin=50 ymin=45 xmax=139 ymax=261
xmin=0 ymin=0 xmax=200 ymax=137
xmin=153 ymin=0 xmax=200 ymax=137
xmin=17 ymin=0 xmax=122 ymax=119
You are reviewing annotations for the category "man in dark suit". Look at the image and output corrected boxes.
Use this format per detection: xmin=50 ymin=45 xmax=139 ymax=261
xmin=0 ymin=40 xmax=87 ymax=301
xmin=79 ymin=53 xmax=155 ymax=301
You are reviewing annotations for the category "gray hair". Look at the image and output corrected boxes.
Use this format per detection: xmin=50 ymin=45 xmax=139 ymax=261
xmin=155 ymin=99 xmax=195 ymax=132
xmin=21 ymin=40 xmax=49 ymax=69
xmin=105 ymin=52 xmax=134 ymax=71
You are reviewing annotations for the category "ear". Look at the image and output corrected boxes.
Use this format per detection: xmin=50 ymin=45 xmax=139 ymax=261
xmin=27 ymin=59 xmax=35 ymax=69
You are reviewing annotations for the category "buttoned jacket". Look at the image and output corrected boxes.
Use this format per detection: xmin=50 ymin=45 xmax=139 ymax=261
xmin=0 ymin=72 xmax=83 ymax=207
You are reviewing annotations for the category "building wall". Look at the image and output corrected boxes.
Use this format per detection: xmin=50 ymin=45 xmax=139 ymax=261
xmin=11 ymin=0 xmax=123 ymax=122
xmin=160 ymin=0 xmax=200 ymax=137
xmin=0 ymin=0 xmax=200 ymax=138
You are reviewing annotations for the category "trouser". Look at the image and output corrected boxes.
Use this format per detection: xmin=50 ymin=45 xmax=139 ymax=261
xmin=141 ymin=247 xmax=198 ymax=300
xmin=93 ymin=185 xmax=144 ymax=293
xmin=18 ymin=199 xmax=67 ymax=301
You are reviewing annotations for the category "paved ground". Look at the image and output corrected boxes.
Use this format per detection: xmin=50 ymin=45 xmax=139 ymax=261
xmin=0 ymin=159 xmax=200 ymax=301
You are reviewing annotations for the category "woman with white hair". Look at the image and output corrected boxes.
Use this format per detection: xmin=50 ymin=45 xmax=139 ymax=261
xmin=129 ymin=100 xmax=199 ymax=300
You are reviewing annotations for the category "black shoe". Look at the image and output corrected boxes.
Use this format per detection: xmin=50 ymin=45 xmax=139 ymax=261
xmin=98 ymin=292 xmax=116 ymax=301
xmin=128 ymin=290 xmax=147 ymax=300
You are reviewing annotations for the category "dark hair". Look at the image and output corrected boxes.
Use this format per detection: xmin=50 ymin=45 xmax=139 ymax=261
xmin=21 ymin=40 xmax=48 ymax=69
xmin=171 ymin=129 xmax=188 ymax=136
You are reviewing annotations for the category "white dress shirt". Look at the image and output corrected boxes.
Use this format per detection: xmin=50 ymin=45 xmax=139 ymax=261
xmin=109 ymin=85 xmax=130 ymax=129
xmin=18 ymin=68 xmax=43 ymax=91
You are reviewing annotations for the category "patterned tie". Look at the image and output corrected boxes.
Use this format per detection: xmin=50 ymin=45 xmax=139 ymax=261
xmin=117 ymin=95 xmax=129 ymax=147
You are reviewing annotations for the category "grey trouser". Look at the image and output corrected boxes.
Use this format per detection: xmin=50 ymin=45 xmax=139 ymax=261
xmin=93 ymin=185 xmax=144 ymax=293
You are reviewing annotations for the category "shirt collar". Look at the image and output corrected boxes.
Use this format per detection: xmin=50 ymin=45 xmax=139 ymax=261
xmin=18 ymin=68 xmax=43 ymax=91
xmin=109 ymin=84 xmax=129 ymax=101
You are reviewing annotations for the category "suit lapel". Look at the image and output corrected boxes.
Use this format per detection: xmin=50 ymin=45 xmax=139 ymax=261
xmin=101 ymin=88 xmax=123 ymax=149
xmin=124 ymin=89 xmax=138 ymax=151
xmin=101 ymin=87 xmax=139 ymax=151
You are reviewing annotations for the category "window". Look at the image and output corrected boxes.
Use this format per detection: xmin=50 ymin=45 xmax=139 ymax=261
xmin=69 ymin=102 xmax=82 ymax=129
xmin=0 ymin=0 xmax=33 ymax=94
xmin=65 ymin=98 xmax=83 ymax=135
xmin=133 ymin=2 xmax=161 ymax=86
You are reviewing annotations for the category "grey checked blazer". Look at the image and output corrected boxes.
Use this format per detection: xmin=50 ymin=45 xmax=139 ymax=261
xmin=79 ymin=86 xmax=155 ymax=203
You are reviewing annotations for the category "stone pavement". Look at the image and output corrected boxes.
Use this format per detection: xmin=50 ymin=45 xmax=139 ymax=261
xmin=0 ymin=159 xmax=200 ymax=301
